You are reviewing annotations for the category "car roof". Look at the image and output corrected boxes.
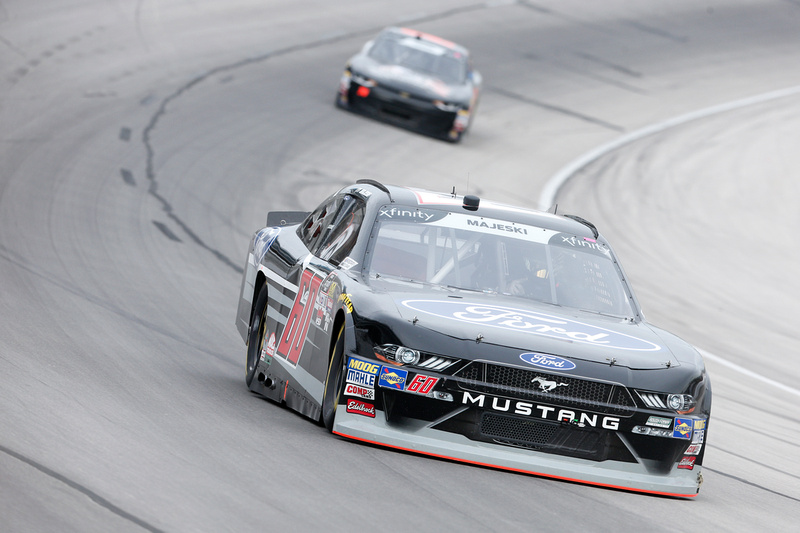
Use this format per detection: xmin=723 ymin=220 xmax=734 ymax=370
xmin=380 ymin=26 xmax=469 ymax=56
xmin=346 ymin=180 xmax=601 ymax=240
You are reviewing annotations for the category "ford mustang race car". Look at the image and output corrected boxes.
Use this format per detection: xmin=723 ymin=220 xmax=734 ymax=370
xmin=336 ymin=27 xmax=481 ymax=142
xmin=236 ymin=180 xmax=711 ymax=497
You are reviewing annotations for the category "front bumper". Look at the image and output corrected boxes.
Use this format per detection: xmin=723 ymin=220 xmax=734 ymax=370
xmin=333 ymin=354 xmax=706 ymax=497
xmin=333 ymin=408 xmax=702 ymax=497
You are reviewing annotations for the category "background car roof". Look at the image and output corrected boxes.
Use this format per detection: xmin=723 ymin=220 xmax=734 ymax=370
xmin=382 ymin=26 xmax=470 ymax=56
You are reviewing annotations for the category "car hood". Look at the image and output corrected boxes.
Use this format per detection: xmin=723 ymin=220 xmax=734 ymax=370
xmin=350 ymin=55 xmax=472 ymax=104
xmin=361 ymin=285 xmax=684 ymax=370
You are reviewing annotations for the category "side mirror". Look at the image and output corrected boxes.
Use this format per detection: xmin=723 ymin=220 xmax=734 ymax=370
xmin=471 ymin=70 xmax=482 ymax=86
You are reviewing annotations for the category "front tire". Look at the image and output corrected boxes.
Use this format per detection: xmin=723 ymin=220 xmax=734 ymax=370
xmin=245 ymin=285 xmax=268 ymax=387
xmin=321 ymin=323 xmax=346 ymax=431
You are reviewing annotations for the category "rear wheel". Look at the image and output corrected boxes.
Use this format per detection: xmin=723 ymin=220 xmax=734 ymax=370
xmin=245 ymin=285 xmax=268 ymax=387
xmin=321 ymin=323 xmax=346 ymax=431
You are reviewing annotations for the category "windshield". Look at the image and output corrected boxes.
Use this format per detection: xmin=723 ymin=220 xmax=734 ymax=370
xmin=368 ymin=34 xmax=466 ymax=84
xmin=365 ymin=207 xmax=634 ymax=317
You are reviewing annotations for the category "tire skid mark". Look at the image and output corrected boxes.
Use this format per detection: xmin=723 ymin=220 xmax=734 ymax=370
xmin=0 ymin=243 xmax=227 ymax=361
xmin=139 ymin=2 xmax=493 ymax=270
xmin=524 ymin=53 xmax=646 ymax=95
xmin=703 ymin=467 xmax=800 ymax=503
xmin=0 ymin=443 xmax=165 ymax=533
xmin=574 ymin=51 xmax=643 ymax=78
xmin=707 ymin=444 xmax=800 ymax=481
xmin=623 ymin=20 xmax=687 ymax=43
xmin=488 ymin=85 xmax=625 ymax=131
xmin=710 ymin=415 xmax=800 ymax=448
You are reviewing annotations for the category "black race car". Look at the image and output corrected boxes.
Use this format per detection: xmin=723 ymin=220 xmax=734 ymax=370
xmin=236 ymin=180 xmax=711 ymax=497
xmin=336 ymin=27 xmax=481 ymax=142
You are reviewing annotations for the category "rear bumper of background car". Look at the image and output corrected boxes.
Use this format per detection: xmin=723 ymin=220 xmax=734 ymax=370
xmin=333 ymin=409 xmax=702 ymax=497
xmin=340 ymin=80 xmax=465 ymax=140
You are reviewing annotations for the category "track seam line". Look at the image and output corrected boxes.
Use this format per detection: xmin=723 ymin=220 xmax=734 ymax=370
xmin=0 ymin=444 xmax=164 ymax=532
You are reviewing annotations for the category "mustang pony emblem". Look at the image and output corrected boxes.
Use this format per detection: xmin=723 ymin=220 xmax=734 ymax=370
xmin=531 ymin=376 xmax=568 ymax=392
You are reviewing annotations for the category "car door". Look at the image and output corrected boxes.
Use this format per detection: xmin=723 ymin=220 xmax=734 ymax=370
xmin=265 ymin=192 xmax=367 ymax=405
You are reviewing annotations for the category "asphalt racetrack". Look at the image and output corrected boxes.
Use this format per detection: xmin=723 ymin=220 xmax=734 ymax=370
xmin=1 ymin=1 xmax=799 ymax=531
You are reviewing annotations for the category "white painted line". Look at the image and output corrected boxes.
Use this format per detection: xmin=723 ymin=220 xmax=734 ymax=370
xmin=538 ymin=85 xmax=800 ymax=396
xmin=699 ymin=349 xmax=800 ymax=398
xmin=538 ymin=84 xmax=800 ymax=211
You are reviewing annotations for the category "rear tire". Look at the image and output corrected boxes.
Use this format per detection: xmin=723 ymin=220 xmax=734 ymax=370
xmin=245 ymin=285 xmax=268 ymax=387
xmin=321 ymin=323 xmax=346 ymax=431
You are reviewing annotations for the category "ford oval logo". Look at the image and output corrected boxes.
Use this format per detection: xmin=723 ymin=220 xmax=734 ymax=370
xmin=400 ymin=300 xmax=662 ymax=351
xmin=520 ymin=353 xmax=576 ymax=370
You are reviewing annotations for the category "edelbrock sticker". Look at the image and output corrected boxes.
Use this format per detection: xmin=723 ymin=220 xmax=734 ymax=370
xmin=401 ymin=300 xmax=662 ymax=351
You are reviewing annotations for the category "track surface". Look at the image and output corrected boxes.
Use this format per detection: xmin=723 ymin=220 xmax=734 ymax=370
xmin=2 ymin=1 xmax=799 ymax=531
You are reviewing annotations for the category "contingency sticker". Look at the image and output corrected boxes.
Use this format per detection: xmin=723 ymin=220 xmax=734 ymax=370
xmin=673 ymin=418 xmax=693 ymax=440
xmin=646 ymin=416 xmax=673 ymax=429
xmin=261 ymin=332 xmax=276 ymax=366
xmin=685 ymin=444 xmax=702 ymax=456
xmin=345 ymin=357 xmax=380 ymax=388
xmin=344 ymin=383 xmax=375 ymax=400
xmin=378 ymin=366 xmax=408 ymax=390
xmin=346 ymin=399 xmax=376 ymax=418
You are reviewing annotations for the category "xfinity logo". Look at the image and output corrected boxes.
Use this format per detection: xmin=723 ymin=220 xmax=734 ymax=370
xmin=559 ymin=235 xmax=609 ymax=255
xmin=462 ymin=392 xmax=620 ymax=430
xmin=379 ymin=206 xmax=435 ymax=221
xmin=521 ymin=353 xmax=576 ymax=371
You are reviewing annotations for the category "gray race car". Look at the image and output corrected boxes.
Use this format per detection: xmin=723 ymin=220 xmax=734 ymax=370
xmin=336 ymin=27 xmax=481 ymax=142
xmin=236 ymin=180 xmax=711 ymax=497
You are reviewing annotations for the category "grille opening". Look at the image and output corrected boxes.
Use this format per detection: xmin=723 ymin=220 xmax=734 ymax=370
xmin=455 ymin=361 xmax=635 ymax=416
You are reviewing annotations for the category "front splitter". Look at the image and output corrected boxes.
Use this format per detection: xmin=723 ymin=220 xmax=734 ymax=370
xmin=332 ymin=409 xmax=701 ymax=497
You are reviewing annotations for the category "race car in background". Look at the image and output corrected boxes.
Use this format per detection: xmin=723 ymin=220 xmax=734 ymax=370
xmin=236 ymin=180 xmax=711 ymax=497
xmin=336 ymin=27 xmax=481 ymax=142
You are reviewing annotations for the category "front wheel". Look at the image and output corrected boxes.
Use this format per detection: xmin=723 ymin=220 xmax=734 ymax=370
xmin=245 ymin=285 xmax=268 ymax=387
xmin=321 ymin=323 xmax=346 ymax=431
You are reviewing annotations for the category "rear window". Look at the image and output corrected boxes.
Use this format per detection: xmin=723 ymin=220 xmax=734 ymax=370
xmin=368 ymin=33 xmax=466 ymax=84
